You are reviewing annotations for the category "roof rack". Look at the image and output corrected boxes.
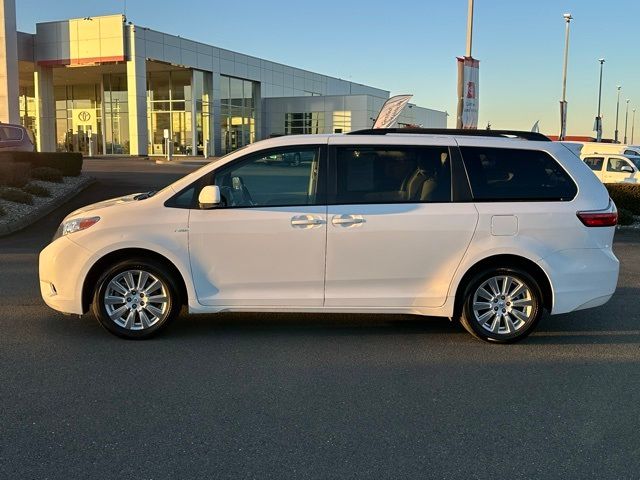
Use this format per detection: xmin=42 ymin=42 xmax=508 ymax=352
xmin=347 ymin=128 xmax=551 ymax=142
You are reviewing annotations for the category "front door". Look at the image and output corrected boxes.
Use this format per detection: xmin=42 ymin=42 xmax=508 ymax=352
xmin=189 ymin=145 xmax=327 ymax=307
xmin=604 ymin=156 xmax=636 ymax=183
xmin=324 ymin=140 xmax=477 ymax=308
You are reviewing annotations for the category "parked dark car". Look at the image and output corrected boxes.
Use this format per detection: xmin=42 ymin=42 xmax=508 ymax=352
xmin=0 ymin=123 xmax=35 ymax=152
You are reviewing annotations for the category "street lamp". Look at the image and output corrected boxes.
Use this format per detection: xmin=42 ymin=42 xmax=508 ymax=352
xmin=624 ymin=99 xmax=630 ymax=144
xmin=632 ymin=109 xmax=636 ymax=144
xmin=559 ymin=13 xmax=573 ymax=141
xmin=615 ymin=86 xmax=622 ymax=143
xmin=595 ymin=58 xmax=605 ymax=142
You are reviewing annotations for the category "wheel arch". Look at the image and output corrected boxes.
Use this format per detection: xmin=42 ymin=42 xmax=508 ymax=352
xmin=453 ymin=254 xmax=553 ymax=317
xmin=81 ymin=248 xmax=189 ymax=313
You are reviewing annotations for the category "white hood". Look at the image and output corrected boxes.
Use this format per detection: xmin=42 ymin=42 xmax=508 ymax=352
xmin=66 ymin=193 xmax=143 ymax=219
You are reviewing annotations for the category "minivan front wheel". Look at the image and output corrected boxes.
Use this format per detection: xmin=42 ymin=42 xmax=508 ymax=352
xmin=459 ymin=268 xmax=543 ymax=343
xmin=92 ymin=259 xmax=181 ymax=339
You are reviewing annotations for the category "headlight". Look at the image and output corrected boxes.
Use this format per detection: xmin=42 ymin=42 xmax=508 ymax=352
xmin=52 ymin=216 xmax=100 ymax=241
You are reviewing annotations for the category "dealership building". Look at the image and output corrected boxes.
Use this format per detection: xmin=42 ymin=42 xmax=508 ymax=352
xmin=0 ymin=2 xmax=447 ymax=157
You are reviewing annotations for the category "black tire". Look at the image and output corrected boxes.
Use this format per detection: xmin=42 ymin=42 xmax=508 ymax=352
xmin=91 ymin=258 xmax=181 ymax=339
xmin=458 ymin=267 xmax=543 ymax=343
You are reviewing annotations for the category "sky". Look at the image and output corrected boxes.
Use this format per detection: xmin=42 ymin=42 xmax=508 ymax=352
xmin=15 ymin=0 xmax=640 ymax=138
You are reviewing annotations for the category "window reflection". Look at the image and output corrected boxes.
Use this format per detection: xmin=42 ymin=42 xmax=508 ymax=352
xmin=147 ymin=68 xmax=193 ymax=155
xmin=285 ymin=112 xmax=325 ymax=135
xmin=220 ymin=75 xmax=256 ymax=154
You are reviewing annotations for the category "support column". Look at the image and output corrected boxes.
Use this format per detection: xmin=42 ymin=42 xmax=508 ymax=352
xmin=34 ymin=65 xmax=55 ymax=152
xmin=126 ymin=24 xmax=148 ymax=156
xmin=0 ymin=0 xmax=19 ymax=123
xmin=211 ymin=72 xmax=222 ymax=156
xmin=203 ymin=71 xmax=214 ymax=158
xmin=191 ymin=70 xmax=202 ymax=157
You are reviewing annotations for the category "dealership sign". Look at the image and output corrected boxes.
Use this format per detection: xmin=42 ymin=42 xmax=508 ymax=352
xmin=372 ymin=94 xmax=413 ymax=129
xmin=457 ymin=57 xmax=479 ymax=129
xmin=72 ymin=108 xmax=97 ymax=132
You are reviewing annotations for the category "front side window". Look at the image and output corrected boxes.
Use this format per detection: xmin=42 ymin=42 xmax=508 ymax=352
xmin=212 ymin=147 xmax=322 ymax=208
xmin=584 ymin=157 xmax=604 ymax=171
xmin=334 ymin=146 xmax=451 ymax=204
xmin=623 ymin=149 xmax=638 ymax=156
xmin=607 ymin=158 xmax=633 ymax=172
xmin=459 ymin=147 xmax=577 ymax=201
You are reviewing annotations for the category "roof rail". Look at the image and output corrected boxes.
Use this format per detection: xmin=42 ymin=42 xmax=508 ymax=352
xmin=347 ymin=128 xmax=551 ymax=142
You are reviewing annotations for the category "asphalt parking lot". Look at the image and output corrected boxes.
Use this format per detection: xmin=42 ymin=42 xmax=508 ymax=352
xmin=1 ymin=157 xmax=639 ymax=479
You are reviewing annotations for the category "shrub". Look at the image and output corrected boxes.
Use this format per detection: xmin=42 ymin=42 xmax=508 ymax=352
xmin=0 ymin=162 xmax=31 ymax=187
xmin=31 ymin=167 xmax=63 ymax=183
xmin=0 ymin=186 xmax=33 ymax=205
xmin=605 ymin=183 xmax=640 ymax=215
xmin=23 ymin=182 xmax=51 ymax=197
xmin=618 ymin=208 xmax=635 ymax=226
xmin=0 ymin=151 xmax=83 ymax=176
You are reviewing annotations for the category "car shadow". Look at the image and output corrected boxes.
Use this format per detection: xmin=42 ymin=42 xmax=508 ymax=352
xmin=41 ymin=287 xmax=640 ymax=346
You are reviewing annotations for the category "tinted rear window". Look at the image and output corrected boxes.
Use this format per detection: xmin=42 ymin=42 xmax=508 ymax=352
xmin=0 ymin=126 xmax=23 ymax=141
xmin=459 ymin=147 xmax=577 ymax=201
xmin=335 ymin=146 xmax=452 ymax=204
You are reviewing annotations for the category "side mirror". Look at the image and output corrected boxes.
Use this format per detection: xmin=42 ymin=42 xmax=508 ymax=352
xmin=198 ymin=185 xmax=221 ymax=209
xmin=621 ymin=165 xmax=634 ymax=173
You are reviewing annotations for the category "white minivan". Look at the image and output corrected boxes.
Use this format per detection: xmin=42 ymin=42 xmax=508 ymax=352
xmin=39 ymin=129 xmax=619 ymax=343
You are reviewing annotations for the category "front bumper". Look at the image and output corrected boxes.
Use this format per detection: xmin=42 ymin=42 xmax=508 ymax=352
xmin=39 ymin=236 xmax=92 ymax=315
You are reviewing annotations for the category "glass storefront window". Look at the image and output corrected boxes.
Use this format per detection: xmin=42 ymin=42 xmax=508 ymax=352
xmin=220 ymin=75 xmax=256 ymax=154
xmin=19 ymin=85 xmax=36 ymax=143
xmin=54 ymin=84 xmax=102 ymax=154
xmin=147 ymin=68 xmax=195 ymax=155
xmin=333 ymin=111 xmax=352 ymax=134
xmin=285 ymin=112 xmax=325 ymax=135
xmin=104 ymin=73 xmax=130 ymax=154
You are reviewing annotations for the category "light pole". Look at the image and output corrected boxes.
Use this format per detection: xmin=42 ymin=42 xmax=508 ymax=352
xmin=632 ymin=109 xmax=636 ymax=144
xmin=624 ymin=99 xmax=630 ymax=144
xmin=614 ymin=86 xmax=622 ymax=143
xmin=595 ymin=58 xmax=605 ymax=142
xmin=466 ymin=0 xmax=474 ymax=57
xmin=456 ymin=0 xmax=475 ymax=129
xmin=559 ymin=13 xmax=573 ymax=140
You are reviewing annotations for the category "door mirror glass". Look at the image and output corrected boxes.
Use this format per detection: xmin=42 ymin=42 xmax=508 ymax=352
xmin=198 ymin=185 xmax=221 ymax=209
xmin=621 ymin=165 xmax=634 ymax=173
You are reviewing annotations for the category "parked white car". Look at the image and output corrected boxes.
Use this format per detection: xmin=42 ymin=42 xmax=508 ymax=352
xmin=582 ymin=153 xmax=639 ymax=183
xmin=39 ymin=129 xmax=619 ymax=343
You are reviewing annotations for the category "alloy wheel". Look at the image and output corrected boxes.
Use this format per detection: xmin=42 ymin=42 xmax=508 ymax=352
xmin=472 ymin=275 xmax=534 ymax=335
xmin=103 ymin=269 xmax=169 ymax=330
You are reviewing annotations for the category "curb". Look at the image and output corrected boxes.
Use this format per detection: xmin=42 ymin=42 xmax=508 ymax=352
xmin=0 ymin=176 xmax=96 ymax=237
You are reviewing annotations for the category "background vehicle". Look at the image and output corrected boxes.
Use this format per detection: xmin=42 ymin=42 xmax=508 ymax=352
xmin=582 ymin=153 xmax=639 ymax=183
xmin=263 ymin=150 xmax=315 ymax=167
xmin=39 ymin=129 xmax=619 ymax=344
xmin=0 ymin=123 xmax=35 ymax=152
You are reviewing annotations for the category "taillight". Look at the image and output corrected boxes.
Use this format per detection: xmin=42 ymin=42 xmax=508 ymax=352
xmin=576 ymin=211 xmax=618 ymax=227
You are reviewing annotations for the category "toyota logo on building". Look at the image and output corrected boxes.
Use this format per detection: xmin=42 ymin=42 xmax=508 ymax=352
xmin=78 ymin=111 xmax=91 ymax=122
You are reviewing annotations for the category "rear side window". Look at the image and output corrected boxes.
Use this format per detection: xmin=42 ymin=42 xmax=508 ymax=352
xmin=334 ymin=146 xmax=451 ymax=204
xmin=624 ymin=149 xmax=638 ymax=156
xmin=0 ymin=126 xmax=23 ymax=141
xmin=584 ymin=157 xmax=604 ymax=171
xmin=459 ymin=147 xmax=577 ymax=201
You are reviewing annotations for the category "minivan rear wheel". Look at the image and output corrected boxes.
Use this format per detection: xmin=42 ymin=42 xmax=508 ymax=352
xmin=92 ymin=258 xmax=181 ymax=339
xmin=459 ymin=268 xmax=543 ymax=343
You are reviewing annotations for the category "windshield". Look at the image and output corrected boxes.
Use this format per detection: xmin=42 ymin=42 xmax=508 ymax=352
xmin=628 ymin=157 xmax=640 ymax=169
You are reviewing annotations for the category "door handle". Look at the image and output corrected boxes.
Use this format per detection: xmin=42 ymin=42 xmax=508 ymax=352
xmin=331 ymin=214 xmax=365 ymax=226
xmin=291 ymin=215 xmax=326 ymax=228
